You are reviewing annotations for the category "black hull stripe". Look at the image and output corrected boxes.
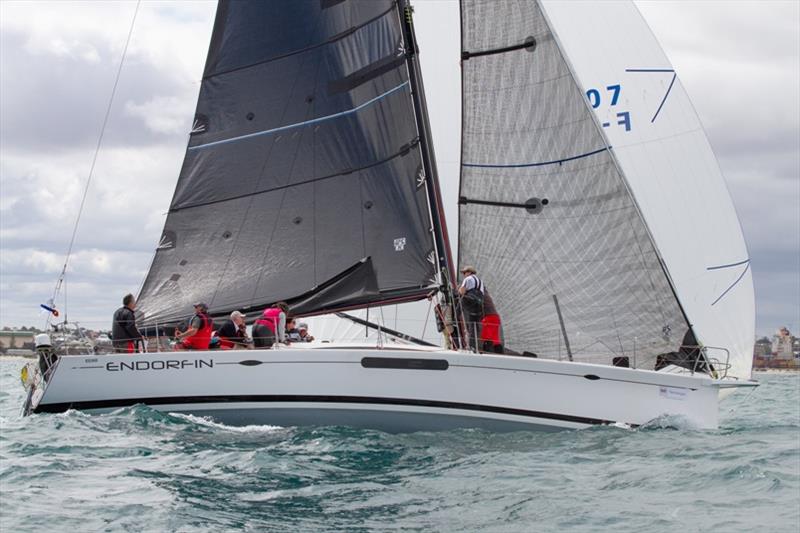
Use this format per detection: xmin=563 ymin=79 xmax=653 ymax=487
xmin=33 ymin=395 xmax=628 ymax=427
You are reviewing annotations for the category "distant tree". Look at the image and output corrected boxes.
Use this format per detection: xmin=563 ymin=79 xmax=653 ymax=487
xmin=756 ymin=336 xmax=771 ymax=345
xmin=2 ymin=326 xmax=10 ymax=331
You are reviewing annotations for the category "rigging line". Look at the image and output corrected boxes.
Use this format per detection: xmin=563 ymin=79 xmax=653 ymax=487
xmin=462 ymin=146 xmax=610 ymax=168
xmin=421 ymin=297 xmax=432 ymax=341
xmin=187 ymin=81 xmax=410 ymax=151
xmin=48 ymin=0 xmax=141 ymax=322
xmin=711 ymin=262 xmax=750 ymax=307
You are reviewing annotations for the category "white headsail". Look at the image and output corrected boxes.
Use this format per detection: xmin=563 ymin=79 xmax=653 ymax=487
xmin=540 ymin=0 xmax=754 ymax=379
xmin=458 ymin=0 xmax=753 ymax=379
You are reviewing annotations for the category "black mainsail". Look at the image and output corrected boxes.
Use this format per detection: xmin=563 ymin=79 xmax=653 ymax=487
xmin=138 ymin=0 xmax=453 ymax=326
xmin=458 ymin=0 xmax=691 ymax=368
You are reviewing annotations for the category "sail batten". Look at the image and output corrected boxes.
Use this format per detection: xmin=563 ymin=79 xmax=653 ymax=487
xmin=463 ymin=146 xmax=609 ymax=168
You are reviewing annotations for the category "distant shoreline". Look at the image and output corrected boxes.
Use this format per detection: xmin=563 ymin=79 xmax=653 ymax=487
xmin=753 ymin=368 xmax=800 ymax=374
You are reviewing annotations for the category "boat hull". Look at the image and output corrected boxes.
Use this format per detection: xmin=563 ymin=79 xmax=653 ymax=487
xmin=29 ymin=346 xmax=723 ymax=431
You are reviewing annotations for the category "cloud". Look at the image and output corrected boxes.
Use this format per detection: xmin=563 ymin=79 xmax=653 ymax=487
xmin=636 ymin=0 xmax=800 ymax=335
xmin=0 ymin=1 xmax=211 ymax=153
xmin=125 ymin=96 xmax=197 ymax=136
xmin=0 ymin=1 xmax=215 ymax=327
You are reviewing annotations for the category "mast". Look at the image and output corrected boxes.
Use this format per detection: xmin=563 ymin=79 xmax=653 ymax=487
xmin=397 ymin=0 xmax=461 ymax=342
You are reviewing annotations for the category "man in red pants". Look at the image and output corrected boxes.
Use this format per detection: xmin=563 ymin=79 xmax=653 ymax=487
xmin=480 ymin=289 xmax=504 ymax=354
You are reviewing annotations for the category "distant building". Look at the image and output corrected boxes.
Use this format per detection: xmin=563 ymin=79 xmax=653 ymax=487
xmin=754 ymin=337 xmax=772 ymax=358
xmin=772 ymin=327 xmax=795 ymax=360
xmin=0 ymin=330 xmax=35 ymax=352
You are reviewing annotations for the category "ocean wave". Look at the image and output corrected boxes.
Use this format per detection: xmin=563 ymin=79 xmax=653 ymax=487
xmin=170 ymin=412 xmax=285 ymax=434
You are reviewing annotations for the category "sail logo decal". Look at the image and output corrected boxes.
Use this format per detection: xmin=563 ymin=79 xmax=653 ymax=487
xmin=393 ymin=238 xmax=407 ymax=252
xmin=105 ymin=359 xmax=214 ymax=372
xmin=624 ymin=68 xmax=677 ymax=123
xmin=586 ymin=83 xmax=631 ymax=132
xmin=659 ymin=386 xmax=687 ymax=401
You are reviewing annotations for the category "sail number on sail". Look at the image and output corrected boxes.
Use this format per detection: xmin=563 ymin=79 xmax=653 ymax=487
xmin=586 ymin=83 xmax=631 ymax=131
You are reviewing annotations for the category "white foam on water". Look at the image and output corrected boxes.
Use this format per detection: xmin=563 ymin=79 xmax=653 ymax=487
xmin=169 ymin=412 xmax=284 ymax=433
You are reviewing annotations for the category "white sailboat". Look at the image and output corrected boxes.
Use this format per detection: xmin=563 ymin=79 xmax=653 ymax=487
xmin=23 ymin=0 xmax=757 ymax=430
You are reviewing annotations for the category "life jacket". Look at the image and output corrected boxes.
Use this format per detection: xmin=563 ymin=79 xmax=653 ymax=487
xmin=461 ymin=275 xmax=485 ymax=317
xmin=255 ymin=307 xmax=282 ymax=335
xmin=184 ymin=312 xmax=213 ymax=350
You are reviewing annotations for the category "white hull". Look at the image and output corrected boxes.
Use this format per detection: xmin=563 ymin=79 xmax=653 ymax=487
xmin=27 ymin=345 xmax=748 ymax=431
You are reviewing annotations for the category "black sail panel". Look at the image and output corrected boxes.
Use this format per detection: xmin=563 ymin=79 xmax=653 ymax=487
xmin=137 ymin=0 xmax=436 ymax=325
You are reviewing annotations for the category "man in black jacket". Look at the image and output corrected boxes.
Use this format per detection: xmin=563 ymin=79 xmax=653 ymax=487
xmin=215 ymin=310 xmax=250 ymax=349
xmin=112 ymin=294 xmax=143 ymax=353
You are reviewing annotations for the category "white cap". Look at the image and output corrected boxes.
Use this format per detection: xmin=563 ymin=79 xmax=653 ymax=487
xmin=35 ymin=333 xmax=52 ymax=348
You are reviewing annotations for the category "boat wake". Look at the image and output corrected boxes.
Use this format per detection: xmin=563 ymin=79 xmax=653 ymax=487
xmin=639 ymin=414 xmax=701 ymax=431
xmin=169 ymin=412 xmax=284 ymax=434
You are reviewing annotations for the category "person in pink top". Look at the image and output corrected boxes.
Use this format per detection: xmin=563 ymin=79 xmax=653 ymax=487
xmin=253 ymin=302 xmax=288 ymax=348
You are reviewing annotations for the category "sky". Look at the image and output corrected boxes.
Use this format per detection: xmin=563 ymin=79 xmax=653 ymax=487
xmin=0 ymin=0 xmax=798 ymax=338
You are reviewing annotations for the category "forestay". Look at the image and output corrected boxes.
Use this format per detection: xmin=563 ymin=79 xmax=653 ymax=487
xmin=138 ymin=0 xmax=438 ymax=326
xmin=458 ymin=0 xmax=731 ymax=372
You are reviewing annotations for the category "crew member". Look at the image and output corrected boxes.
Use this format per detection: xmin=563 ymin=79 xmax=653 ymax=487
xmin=112 ymin=293 xmax=143 ymax=354
xmin=297 ymin=322 xmax=314 ymax=342
xmin=285 ymin=318 xmax=301 ymax=343
xmin=253 ymin=302 xmax=288 ymax=348
xmin=175 ymin=302 xmax=214 ymax=350
xmin=215 ymin=310 xmax=249 ymax=349
xmin=479 ymin=288 xmax=503 ymax=354
xmin=458 ymin=266 xmax=485 ymax=352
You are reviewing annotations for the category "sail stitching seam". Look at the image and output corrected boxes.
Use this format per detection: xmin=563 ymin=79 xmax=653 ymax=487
xmin=203 ymin=3 xmax=397 ymax=80
xmin=170 ymin=141 xmax=418 ymax=213
xmin=206 ymin=15 xmax=326 ymax=312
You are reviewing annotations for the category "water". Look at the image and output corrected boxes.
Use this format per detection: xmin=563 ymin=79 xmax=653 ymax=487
xmin=1 ymin=359 xmax=798 ymax=532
